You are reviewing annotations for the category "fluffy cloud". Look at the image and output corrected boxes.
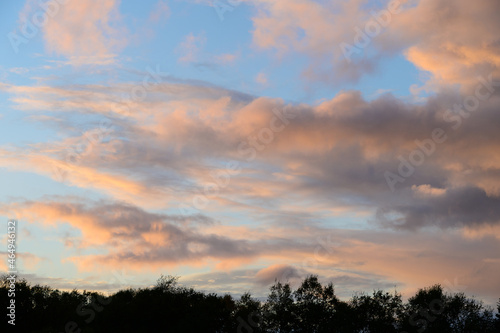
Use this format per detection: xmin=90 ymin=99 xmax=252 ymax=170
xmin=0 ymin=198 xmax=260 ymax=271
xmin=3 ymin=0 xmax=500 ymax=305
xmin=377 ymin=186 xmax=500 ymax=230
xmin=386 ymin=0 xmax=500 ymax=89
xmin=3 ymin=197 xmax=500 ymax=304
xmin=255 ymin=264 xmax=304 ymax=286
xmin=2 ymin=74 xmax=500 ymax=226
xmin=250 ymin=0 xmax=378 ymax=84
xmin=18 ymin=0 xmax=126 ymax=65
xmin=249 ymin=0 xmax=500 ymax=89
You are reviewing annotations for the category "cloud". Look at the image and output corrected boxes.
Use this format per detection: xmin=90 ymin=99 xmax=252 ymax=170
xmin=215 ymin=52 xmax=239 ymax=65
xmin=149 ymin=0 xmax=170 ymax=23
xmin=255 ymin=72 xmax=268 ymax=85
xmin=384 ymin=0 xmax=500 ymax=89
xmin=0 ymin=198 xmax=261 ymax=271
xmin=377 ymin=186 xmax=500 ymax=230
xmin=248 ymin=0 xmax=500 ymax=89
xmin=177 ymin=32 xmax=207 ymax=63
xmin=19 ymin=0 xmax=127 ymax=65
xmin=255 ymin=264 xmax=303 ymax=286
xmin=249 ymin=0 xmax=398 ymax=84
xmin=2 ymin=196 xmax=500 ymax=304
xmin=3 ymin=0 xmax=500 ymax=306
xmin=9 ymin=67 xmax=29 ymax=74
xmin=411 ymin=184 xmax=446 ymax=199
xmin=2 ymin=73 xmax=500 ymax=228
xmin=0 ymin=252 xmax=42 ymax=272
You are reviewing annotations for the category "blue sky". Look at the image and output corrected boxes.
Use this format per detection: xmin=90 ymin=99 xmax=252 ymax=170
xmin=1 ymin=0 xmax=500 ymax=305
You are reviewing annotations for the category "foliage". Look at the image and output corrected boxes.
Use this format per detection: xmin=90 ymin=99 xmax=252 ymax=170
xmin=0 ymin=274 xmax=498 ymax=332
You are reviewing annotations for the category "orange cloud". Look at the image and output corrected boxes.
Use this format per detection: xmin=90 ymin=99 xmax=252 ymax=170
xmin=3 ymin=73 xmax=500 ymax=233
xmin=249 ymin=0 xmax=500 ymax=89
xmin=20 ymin=0 xmax=128 ymax=64
xmin=387 ymin=0 xmax=500 ymax=90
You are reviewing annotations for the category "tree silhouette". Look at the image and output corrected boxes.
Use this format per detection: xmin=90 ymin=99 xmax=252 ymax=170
xmin=350 ymin=289 xmax=403 ymax=332
xmin=293 ymin=275 xmax=338 ymax=332
xmin=234 ymin=292 xmax=263 ymax=332
xmin=1 ymin=274 xmax=498 ymax=332
xmin=400 ymin=284 xmax=496 ymax=333
xmin=262 ymin=280 xmax=297 ymax=332
xmin=496 ymin=299 xmax=500 ymax=331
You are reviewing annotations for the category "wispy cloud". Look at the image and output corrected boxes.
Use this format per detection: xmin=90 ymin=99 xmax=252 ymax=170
xmin=149 ymin=0 xmax=170 ymax=23
xmin=2 ymin=0 xmax=500 ymax=305
xmin=177 ymin=32 xmax=207 ymax=63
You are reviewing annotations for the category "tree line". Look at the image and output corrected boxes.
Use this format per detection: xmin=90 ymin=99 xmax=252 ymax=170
xmin=1 ymin=274 xmax=499 ymax=332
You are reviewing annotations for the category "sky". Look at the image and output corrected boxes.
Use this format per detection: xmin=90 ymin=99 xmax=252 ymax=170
xmin=0 ymin=0 xmax=500 ymax=305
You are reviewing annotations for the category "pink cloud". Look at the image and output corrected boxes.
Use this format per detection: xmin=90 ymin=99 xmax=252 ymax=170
xmin=249 ymin=0 xmax=500 ymax=89
xmin=19 ymin=0 xmax=128 ymax=65
xmin=177 ymin=32 xmax=207 ymax=63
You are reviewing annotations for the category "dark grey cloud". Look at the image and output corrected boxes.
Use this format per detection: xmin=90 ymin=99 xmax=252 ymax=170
xmin=255 ymin=264 xmax=304 ymax=286
xmin=376 ymin=186 xmax=500 ymax=230
xmin=3 ymin=71 xmax=500 ymax=232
